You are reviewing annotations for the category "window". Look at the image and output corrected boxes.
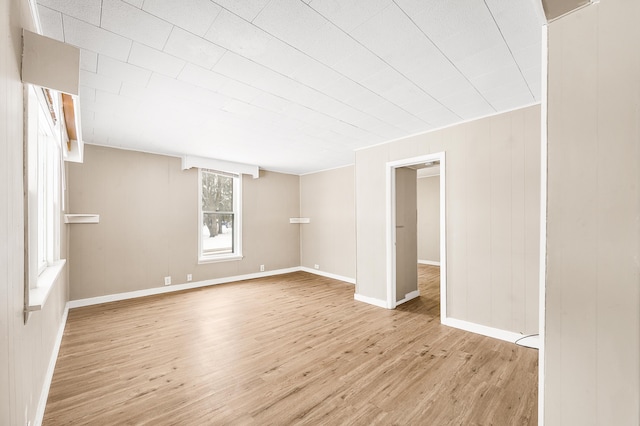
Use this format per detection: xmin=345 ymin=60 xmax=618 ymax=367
xmin=199 ymin=169 xmax=242 ymax=263
xmin=25 ymin=84 xmax=66 ymax=315
xmin=36 ymin=100 xmax=62 ymax=273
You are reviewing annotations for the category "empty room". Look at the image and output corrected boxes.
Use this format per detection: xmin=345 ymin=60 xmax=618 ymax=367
xmin=1 ymin=0 xmax=638 ymax=425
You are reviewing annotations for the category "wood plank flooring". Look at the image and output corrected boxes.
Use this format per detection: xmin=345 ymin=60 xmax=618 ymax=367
xmin=44 ymin=265 xmax=538 ymax=425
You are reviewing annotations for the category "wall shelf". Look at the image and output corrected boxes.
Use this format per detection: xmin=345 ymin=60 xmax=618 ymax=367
xmin=64 ymin=214 xmax=99 ymax=224
xmin=289 ymin=217 xmax=310 ymax=224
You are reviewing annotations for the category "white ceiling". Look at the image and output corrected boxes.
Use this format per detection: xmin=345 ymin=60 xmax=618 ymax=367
xmin=36 ymin=0 xmax=545 ymax=175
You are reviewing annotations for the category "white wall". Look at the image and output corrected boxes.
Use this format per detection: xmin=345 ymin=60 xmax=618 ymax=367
xmin=355 ymin=105 xmax=540 ymax=335
xmin=545 ymin=1 xmax=640 ymax=423
xmin=300 ymin=165 xmax=356 ymax=281
xmin=0 ymin=1 xmax=69 ymax=425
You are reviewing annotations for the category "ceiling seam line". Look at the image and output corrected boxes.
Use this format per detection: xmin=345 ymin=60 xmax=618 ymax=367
xmin=205 ymin=4 xmax=438 ymax=128
xmin=305 ymin=1 xmax=462 ymax=120
xmin=392 ymin=0 xmax=497 ymax=113
xmin=482 ymin=0 xmax=536 ymax=99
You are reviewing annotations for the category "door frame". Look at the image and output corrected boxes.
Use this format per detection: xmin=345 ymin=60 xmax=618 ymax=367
xmin=385 ymin=152 xmax=446 ymax=322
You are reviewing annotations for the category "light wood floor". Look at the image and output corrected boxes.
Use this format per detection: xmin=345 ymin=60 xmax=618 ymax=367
xmin=44 ymin=265 xmax=538 ymax=425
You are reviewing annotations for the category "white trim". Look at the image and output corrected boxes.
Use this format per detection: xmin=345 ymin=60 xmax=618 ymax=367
xmin=34 ymin=304 xmax=68 ymax=426
xmin=418 ymin=260 xmax=440 ymax=266
xmin=29 ymin=259 xmax=66 ymax=311
xmin=68 ymin=267 xmax=300 ymax=308
xmin=354 ymin=293 xmax=388 ymax=309
xmin=182 ymin=155 xmax=259 ymax=179
xmin=354 ymin=102 xmax=542 ymax=152
xmin=442 ymin=317 xmax=525 ymax=343
xmin=396 ymin=290 xmax=420 ymax=306
xmin=538 ymin=23 xmax=549 ymax=426
xmin=386 ymin=152 xmax=447 ymax=314
xmin=299 ymin=163 xmax=354 ymax=176
xmin=299 ymin=267 xmax=355 ymax=284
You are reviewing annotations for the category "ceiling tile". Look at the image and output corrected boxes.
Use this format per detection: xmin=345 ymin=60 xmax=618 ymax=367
xmin=205 ymin=9 xmax=272 ymax=58
xmin=37 ymin=5 xmax=64 ymax=41
xmin=122 ymin=0 xmax=143 ymax=7
xmin=212 ymin=0 xmax=271 ymax=22
xmin=148 ymin=73 xmax=230 ymax=110
xmin=178 ymin=63 xmax=230 ymax=93
xmin=163 ymin=27 xmax=226 ymax=70
xmin=38 ymin=0 xmax=102 ymax=25
xmin=128 ymin=43 xmax=186 ymax=78
xmin=252 ymin=0 xmax=326 ymax=51
xmin=308 ymin=0 xmax=391 ymax=32
xmin=79 ymin=69 xmax=122 ymax=94
xmin=62 ymin=15 xmax=132 ymax=61
xmin=101 ymin=0 xmax=172 ymax=50
xmin=97 ymin=55 xmax=152 ymax=86
xmin=216 ymin=79 xmax=263 ymax=103
xmin=331 ymin=46 xmax=387 ymax=82
xmin=79 ymin=49 xmax=98 ymax=72
xmin=143 ymin=0 xmax=221 ymax=37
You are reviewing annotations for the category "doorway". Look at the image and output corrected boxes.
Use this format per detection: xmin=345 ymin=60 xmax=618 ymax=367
xmin=386 ymin=152 xmax=446 ymax=323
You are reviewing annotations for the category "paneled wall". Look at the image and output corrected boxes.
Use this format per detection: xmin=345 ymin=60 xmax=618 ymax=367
xmin=355 ymin=104 xmax=540 ymax=335
xmin=0 ymin=1 xmax=70 ymax=425
xmin=417 ymin=176 xmax=440 ymax=263
xmin=545 ymin=1 xmax=640 ymax=423
xmin=67 ymin=145 xmax=301 ymax=300
xmin=300 ymin=165 xmax=356 ymax=281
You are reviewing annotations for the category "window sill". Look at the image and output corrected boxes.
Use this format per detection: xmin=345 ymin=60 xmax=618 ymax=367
xmin=198 ymin=254 xmax=243 ymax=265
xmin=28 ymin=259 xmax=66 ymax=311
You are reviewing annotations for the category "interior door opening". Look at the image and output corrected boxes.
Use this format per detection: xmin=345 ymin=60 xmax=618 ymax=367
xmin=386 ymin=152 xmax=446 ymax=323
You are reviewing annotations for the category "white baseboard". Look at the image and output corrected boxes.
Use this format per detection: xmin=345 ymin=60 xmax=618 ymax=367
xmin=354 ymin=293 xmax=388 ymax=308
xmin=396 ymin=290 xmax=420 ymax=306
xmin=35 ymin=304 xmax=69 ymax=426
xmin=299 ymin=267 xmax=355 ymax=284
xmin=442 ymin=317 xmax=525 ymax=343
xmin=418 ymin=259 xmax=440 ymax=266
xmin=68 ymin=267 xmax=301 ymax=308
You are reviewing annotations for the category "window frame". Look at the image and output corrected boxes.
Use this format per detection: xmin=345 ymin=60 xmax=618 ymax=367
xmin=198 ymin=168 xmax=242 ymax=264
xmin=24 ymin=84 xmax=66 ymax=318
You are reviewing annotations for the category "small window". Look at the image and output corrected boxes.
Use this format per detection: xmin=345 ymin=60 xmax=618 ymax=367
xmin=199 ymin=169 xmax=242 ymax=263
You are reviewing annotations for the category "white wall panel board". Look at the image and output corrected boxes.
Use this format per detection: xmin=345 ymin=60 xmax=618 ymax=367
xmin=142 ymin=0 xmax=221 ymax=37
xmin=122 ymin=0 xmax=143 ymax=7
xmin=39 ymin=0 xmax=102 ymax=25
xmin=163 ymin=27 xmax=226 ymax=70
xmin=63 ymin=15 xmax=132 ymax=61
xmin=95 ymin=89 xmax=139 ymax=114
xmin=37 ymin=5 xmax=64 ymax=41
xmin=147 ymin=73 xmax=230 ymax=110
xmin=128 ymin=43 xmax=186 ymax=78
xmin=79 ymin=49 xmax=98 ymax=72
xmin=309 ymin=0 xmax=392 ymax=33
xmin=101 ymin=0 xmax=172 ymax=50
xmin=205 ymin=10 xmax=272 ymax=58
xmin=216 ymin=79 xmax=263 ymax=103
xmin=212 ymin=51 xmax=269 ymax=86
xmin=97 ymin=55 xmax=151 ymax=86
xmin=253 ymin=0 xmax=326 ymax=49
xmin=252 ymin=40 xmax=318 ymax=78
xmin=177 ymin=63 xmax=229 ymax=92
xmin=455 ymin=44 xmax=514 ymax=80
xmin=212 ymin=0 xmax=272 ymax=22
xmin=79 ymin=69 xmax=122 ymax=94
xmin=331 ymin=46 xmax=388 ymax=81
xmin=291 ymin=61 xmax=344 ymax=92
xmin=300 ymin=21 xmax=360 ymax=66
xmin=78 ymin=85 xmax=96 ymax=103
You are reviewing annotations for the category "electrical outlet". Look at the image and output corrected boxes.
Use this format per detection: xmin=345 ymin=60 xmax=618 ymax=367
xmin=186 ymin=274 xmax=192 ymax=282
xmin=164 ymin=276 xmax=171 ymax=286
xmin=260 ymin=264 xmax=265 ymax=272
xmin=314 ymin=264 xmax=319 ymax=270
